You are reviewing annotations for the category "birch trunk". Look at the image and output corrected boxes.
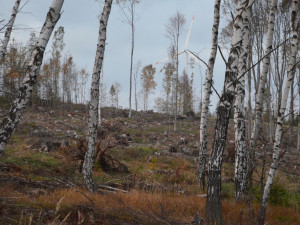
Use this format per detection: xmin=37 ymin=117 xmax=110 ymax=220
xmin=198 ymin=0 xmax=221 ymax=189
xmin=98 ymin=68 xmax=104 ymax=127
xmin=298 ymin=72 xmax=300 ymax=151
xmin=268 ymin=73 xmax=274 ymax=143
xmin=206 ymin=0 xmax=253 ymax=223
xmin=0 ymin=0 xmax=21 ymax=62
xmin=82 ymin=0 xmax=113 ymax=192
xmin=0 ymin=0 xmax=64 ymax=155
xmin=129 ymin=13 xmax=134 ymax=118
xmin=289 ymin=82 xmax=294 ymax=145
xmin=247 ymin=48 xmax=252 ymax=142
xmin=248 ymin=0 xmax=278 ymax=194
xmin=257 ymin=1 xmax=299 ymax=223
xmin=234 ymin=2 xmax=251 ymax=201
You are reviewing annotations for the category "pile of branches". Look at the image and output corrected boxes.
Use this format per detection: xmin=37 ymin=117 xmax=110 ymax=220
xmin=73 ymin=129 xmax=128 ymax=174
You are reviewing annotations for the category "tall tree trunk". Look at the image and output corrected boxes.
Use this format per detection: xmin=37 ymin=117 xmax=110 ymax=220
xmin=257 ymin=1 xmax=299 ymax=223
xmin=129 ymin=12 xmax=134 ymax=118
xmin=206 ymin=1 xmax=253 ymax=224
xmin=289 ymin=80 xmax=294 ymax=145
xmin=297 ymin=72 xmax=300 ymax=151
xmin=247 ymin=47 xmax=253 ymax=142
xmin=0 ymin=0 xmax=64 ymax=155
xmin=248 ymin=0 xmax=278 ymax=204
xmin=82 ymin=0 xmax=113 ymax=192
xmin=0 ymin=0 xmax=21 ymax=62
xmin=98 ymin=68 xmax=104 ymax=127
xmin=174 ymin=42 xmax=179 ymax=131
xmin=198 ymin=0 xmax=221 ymax=190
xmin=268 ymin=73 xmax=274 ymax=143
xmin=134 ymin=67 xmax=138 ymax=112
xmin=234 ymin=1 xmax=251 ymax=201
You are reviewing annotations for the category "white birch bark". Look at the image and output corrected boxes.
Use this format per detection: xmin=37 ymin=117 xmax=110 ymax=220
xmin=0 ymin=0 xmax=64 ymax=155
xmin=206 ymin=0 xmax=254 ymax=224
xmin=234 ymin=2 xmax=251 ymax=201
xmin=297 ymin=72 xmax=300 ymax=151
xmin=198 ymin=0 xmax=221 ymax=189
xmin=257 ymin=1 xmax=299 ymax=224
xmin=98 ymin=68 xmax=104 ymax=127
xmin=247 ymin=48 xmax=252 ymax=142
xmin=0 ymin=0 xmax=21 ymax=62
xmin=82 ymin=0 xmax=113 ymax=192
xmin=248 ymin=0 xmax=278 ymax=189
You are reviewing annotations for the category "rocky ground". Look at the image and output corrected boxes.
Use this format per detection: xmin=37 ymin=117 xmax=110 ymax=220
xmin=0 ymin=104 xmax=299 ymax=224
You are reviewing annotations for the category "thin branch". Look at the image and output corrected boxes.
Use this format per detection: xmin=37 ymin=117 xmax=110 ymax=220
xmin=278 ymin=149 xmax=287 ymax=161
xmin=292 ymin=59 xmax=300 ymax=71
xmin=0 ymin=89 xmax=18 ymax=97
xmin=185 ymin=50 xmax=220 ymax=98
xmin=75 ymin=190 xmax=95 ymax=207
xmin=218 ymin=45 xmax=228 ymax=65
xmin=282 ymin=109 xmax=297 ymax=120
xmin=209 ymin=79 xmax=221 ymax=99
xmin=282 ymin=123 xmax=293 ymax=137
xmin=98 ymin=184 xmax=127 ymax=193
xmin=228 ymin=37 xmax=290 ymax=89
xmin=186 ymin=50 xmax=208 ymax=67
xmin=0 ymin=0 xmax=30 ymax=32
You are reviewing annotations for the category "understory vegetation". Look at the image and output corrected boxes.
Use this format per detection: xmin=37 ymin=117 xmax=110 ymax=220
xmin=0 ymin=105 xmax=299 ymax=224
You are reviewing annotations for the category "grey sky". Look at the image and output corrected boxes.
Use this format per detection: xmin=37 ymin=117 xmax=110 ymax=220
xmin=1 ymin=0 xmax=227 ymax=112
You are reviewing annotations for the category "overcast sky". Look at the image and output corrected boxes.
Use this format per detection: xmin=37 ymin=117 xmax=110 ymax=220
xmin=1 ymin=0 xmax=228 ymax=112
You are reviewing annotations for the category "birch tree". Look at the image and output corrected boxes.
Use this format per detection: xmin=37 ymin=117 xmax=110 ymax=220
xmin=297 ymin=70 xmax=300 ymax=151
xmin=141 ymin=64 xmax=156 ymax=111
xmin=0 ymin=0 xmax=21 ymax=62
xmin=0 ymin=0 xmax=64 ymax=155
xmin=234 ymin=0 xmax=251 ymax=200
xmin=205 ymin=0 xmax=254 ymax=224
xmin=119 ymin=0 xmax=140 ymax=118
xmin=134 ymin=61 xmax=141 ymax=111
xmin=98 ymin=68 xmax=103 ymax=127
xmin=257 ymin=0 xmax=299 ymax=223
xmin=166 ymin=12 xmax=185 ymax=131
xmin=162 ymin=62 xmax=175 ymax=115
xmin=198 ymin=0 xmax=221 ymax=190
xmin=82 ymin=0 xmax=113 ymax=192
xmin=248 ymin=0 xmax=278 ymax=205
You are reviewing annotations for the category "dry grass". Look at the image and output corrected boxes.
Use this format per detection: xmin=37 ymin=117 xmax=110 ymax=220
xmin=1 ymin=187 xmax=298 ymax=225
xmin=30 ymin=189 xmax=205 ymax=223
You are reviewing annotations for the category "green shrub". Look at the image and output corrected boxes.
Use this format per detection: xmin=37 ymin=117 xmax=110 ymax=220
xmin=253 ymin=183 xmax=291 ymax=207
xmin=269 ymin=183 xmax=290 ymax=206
